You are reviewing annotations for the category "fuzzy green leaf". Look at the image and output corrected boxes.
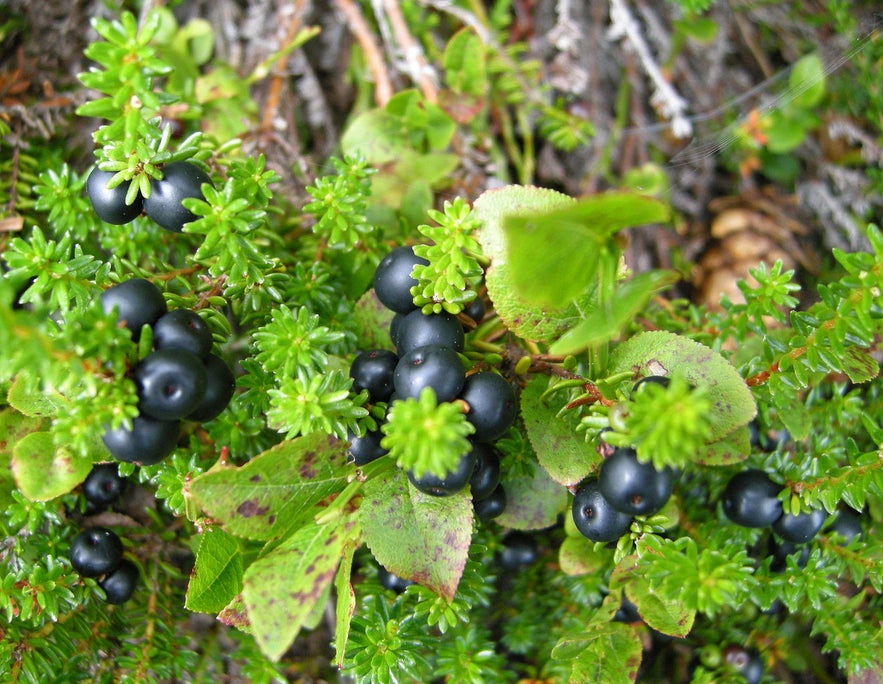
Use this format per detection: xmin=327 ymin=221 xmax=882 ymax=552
xmin=788 ymin=53 xmax=826 ymax=109
xmin=609 ymin=331 xmax=756 ymax=442
xmin=520 ymin=376 xmax=599 ymax=485
xmin=0 ymin=409 xmax=45 ymax=503
xmin=444 ymin=28 xmax=487 ymax=96
xmin=11 ymin=431 xmax=91 ymax=501
xmin=694 ymin=425 xmax=751 ymax=466
xmin=187 ymin=433 xmax=350 ymax=541
xmin=842 ymin=346 xmax=879 ymax=384
xmin=353 ymin=290 xmax=396 ymax=352
xmin=559 ymin=535 xmax=610 ymax=576
xmin=185 ymin=528 xmax=244 ymax=614
xmin=7 ymin=372 xmax=61 ymax=417
xmin=551 ymin=622 xmax=643 ymax=683
xmin=360 ymin=468 xmax=472 ymax=601
xmin=610 ymin=555 xmax=696 ymax=637
xmin=242 ymin=516 xmax=358 ymax=661
xmin=496 ymin=458 xmax=568 ymax=530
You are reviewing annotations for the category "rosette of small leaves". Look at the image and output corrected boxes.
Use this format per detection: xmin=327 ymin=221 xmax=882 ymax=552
xmin=411 ymin=553 xmax=495 ymax=633
xmin=381 ymin=388 xmax=475 ymax=478
xmin=537 ymin=101 xmax=596 ymax=152
xmin=606 ymin=374 xmax=713 ymax=470
xmin=252 ymin=306 xmax=345 ymax=377
xmin=266 ymin=368 xmax=367 ymax=439
xmin=303 ymin=154 xmax=376 ymax=249
xmin=32 ymin=165 xmax=98 ymax=242
xmin=410 ymin=198 xmax=484 ymax=315
xmin=432 ymin=624 xmax=510 ymax=684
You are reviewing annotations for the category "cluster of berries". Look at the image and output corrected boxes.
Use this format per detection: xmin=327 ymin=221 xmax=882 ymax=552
xmin=99 ymin=279 xmax=235 ymax=465
xmin=347 ymin=246 xmax=516 ymax=521
xmin=86 ymin=161 xmax=211 ymax=232
xmin=68 ymin=464 xmax=138 ymax=604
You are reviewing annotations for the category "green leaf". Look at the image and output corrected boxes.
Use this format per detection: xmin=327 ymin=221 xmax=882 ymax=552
xmin=185 ymin=529 xmax=244 ymax=614
xmin=496 ymin=458 xmax=568 ymax=530
xmin=550 ymin=269 xmax=679 ymax=354
xmin=765 ymin=110 xmax=808 ymax=154
xmin=242 ymin=516 xmax=357 ymax=661
xmin=609 ymin=331 xmax=756 ymax=441
xmin=842 ymin=346 xmax=879 ymax=384
xmin=360 ymin=468 xmax=472 ymax=601
xmin=788 ymin=53 xmax=826 ymax=109
xmin=551 ymin=622 xmax=643 ymax=683
xmin=11 ymin=431 xmax=91 ymax=501
xmin=474 ymin=185 xmax=593 ymax=341
xmin=444 ymin=28 xmax=487 ymax=96
xmin=333 ymin=535 xmax=359 ymax=668
xmin=0 ymin=409 xmax=45 ymax=503
xmin=694 ymin=425 xmax=751 ymax=466
xmin=502 ymin=191 xmax=670 ymax=308
xmin=610 ymin=556 xmax=695 ymax=637
xmin=559 ymin=535 xmax=610 ymax=576
xmin=7 ymin=372 xmax=59 ymax=417
xmin=673 ymin=16 xmax=718 ymax=43
xmin=353 ymin=290 xmax=396 ymax=352
xmin=187 ymin=433 xmax=350 ymax=541
xmin=520 ymin=376 xmax=599 ymax=485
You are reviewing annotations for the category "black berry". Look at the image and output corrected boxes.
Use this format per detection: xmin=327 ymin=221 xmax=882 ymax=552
xmin=82 ymin=463 xmax=124 ymax=508
xmin=468 ymin=442 xmax=502 ymax=501
xmin=613 ymin=593 xmax=641 ymax=624
xmin=86 ymin=167 xmax=143 ymax=224
xmin=69 ymin=527 xmax=123 ymax=578
xmin=827 ymin=508 xmax=863 ymax=544
xmin=498 ymin=532 xmax=538 ymax=571
xmin=102 ymin=415 xmax=180 ymax=465
xmin=571 ymin=478 xmax=633 ymax=543
xmin=346 ymin=427 xmax=388 ymax=466
xmin=372 ymin=246 xmax=427 ymax=314
xmin=350 ymin=349 xmax=398 ymax=402
xmin=133 ymin=348 xmax=208 ymax=421
xmin=389 ymin=312 xmax=406 ymax=349
xmin=474 ymin=484 xmax=506 ymax=521
xmin=598 ymin=447 xmax=675 ymax=516
xmin=100 ymin=279 xmax=167 ymax=341
xmin=769 ymin=538 xmax=811 ymax=573
xmin=143 ymin=161 xmax=212 ymax=232
xmin=772 ymin=507 xmax=827 ymax=544
xmin=632 ymin=375 xmax=670 ymax=394
xmin=394 ymin=309 xmax=465 ymax=355
xmin=721 ymin=469 xmax=783 ymax=528
xmin=99 ymin=558 xmax=139 ymax=604
xmin=463 ymin=297 xmax=486 ymax=325
xmin=152 ymin=309 xmax=213 ymax=359
xmin=407 ymin=449 xmax=477 ymax=497
xmin=393 ymin=344 xmax=465 ymax=402
xmin=459 ymin=371 xmax=517 ymax=443
xmin=186 ymin=353 xmax=236 ymax=422
xmin=378 ymin=565 xmax=414 ymax=593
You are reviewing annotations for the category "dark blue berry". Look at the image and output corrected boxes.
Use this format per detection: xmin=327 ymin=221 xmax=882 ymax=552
xmin=459 ymin=371 xmax=517 ymax=443
xmin=143 ymin=161 xmax=212 ymax=232
xmin=393 ymin=345 xmax=465 ymax=402
xmin=394 ymin=309 xmax=464 ymax=355
xmin=474 ymin=484 xmax=506 ymax=521
xmin=99 ymin=558 xmax=139 ymax=604
xmin=598 ymin=447 xmax=675 ymax=516
xmin=721 ymin=469 xmax=783 ymax=528
xmin=186 ymin=353 xmax=235 ymax=423
xmin=408 ymin=449 xmax=477 ymax=497
xmin=346 ymin=427 xmax=388 ymax=466
xmin=350 ymin=349 xmax=398 ymax=403
xmin=69 ymin=527 xmax=123 ymax=578
xmin=102 ymin=415 xmax=180 ymax=465
xmin=772 ymin=507 xmax=827 ymax=544
xmin=372 ymin=246 xmax=427 ymax=314
xmin=86 ymin=167 xmax=143 ymax=224
xmin=572 ymin=478 xmax=633 ymax=543
xmin=100 ymin=279 xmax=167 ymax=341
xmin=152 ymin=309 xmax=213 ymax=359
xmin=498 ymin=532 xmax=538 ymax=571
xmin=468 ymin=442 xmax=502 ymax=501
xmin=82 ymin=463 xmax=124 ymax=508
xmin=133 ymin=348 xmax=207 ymax=421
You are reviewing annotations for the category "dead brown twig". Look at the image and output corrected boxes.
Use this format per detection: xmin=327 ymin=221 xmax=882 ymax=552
xmin=334 ymin=0 xmax=394 ymax=106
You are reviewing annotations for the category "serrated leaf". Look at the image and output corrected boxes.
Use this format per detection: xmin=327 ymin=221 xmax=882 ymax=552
xmin=187 ymin=433 xmax=350 ymax=541
xmin=521 ymin=376 xmax=599 ymax=485
xmin=360 ymin=468 xmax=471 ymax=601
xmin=502 ymin=191 xmax=670 ymax=308
xmin=842 ymin=346 xmax=879 ymax=384
xmin=695 ymin=425 xmax=751 ymax=466
xmin=609 ymin=331 xmax=756 ymax=441
xmin=217 ymin=593 xmax=251 ymax=632
xmin=496 ymin=458 xmax=568 ymax=530
xmin=610 ymin=556 xmax=695 ymax=637
xmin=242 ymin=516 xmax=357 ymax=661
xmin=353 ymin=290 xmax=396 ymax=352
xmin=7 ymin=372 xmax=59 ymax=417
xmin=559 ymin=535 xmax=609 ymax=576
xmin=551 ymin=622 xmax=643 ymax=683
xmin=474 ymin=185 xmax=593 ymax=341
xmin=0 ymin=409 xmax=45 ymax=503
xmin=11 ymin=431 xmax=91 ymax=501
xmin=185 ymin=529 xmax=244 ymax=614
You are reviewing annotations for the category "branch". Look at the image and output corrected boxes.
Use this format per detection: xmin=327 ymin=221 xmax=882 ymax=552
xmin=334 ymin=0 xmax=394 ymax=105
xmin=376 ymin=0 xmax=439 ymax=103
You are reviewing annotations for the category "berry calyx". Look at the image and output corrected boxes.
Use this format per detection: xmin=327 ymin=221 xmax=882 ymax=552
xmin=86 ymin=167 xmax=143 ymax=224
xmin=143 ymin=161 xmax=212 ymax=232
xmin=100 ymin=279 xmax=167 ymax=341
xmin=99 ymin=558 xmax=139 ymax=604
xmin=721 ymin=469 xmax=783 ymax=528
xmin=69 ymin=527 xmax=123 ymax=578
xmin=372 ymin=246 xmax=428 ymax=314
xmin=598 ymin=447 xmax=675 ymax=516
xmin=458 ymin=371 xmax=517 ymax=443
xmin=133 ymin=348 xmax=208 ymax=421
xmin=571 ymin=478 xmax=633 ymax=543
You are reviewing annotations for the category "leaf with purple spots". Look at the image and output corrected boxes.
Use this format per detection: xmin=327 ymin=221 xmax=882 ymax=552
xmin=187 ymin=432 xmax=350 ymax=541
xmin=359 ymin=467 xmax=472 ymax=601
xmin=551 ymin=622 xmax=644 ymax=683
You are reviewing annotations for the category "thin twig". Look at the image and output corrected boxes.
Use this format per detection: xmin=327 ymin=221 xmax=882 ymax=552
xmin=379 ymin=0 xmax=438 ymax=103
xmin=334 ymin=0 xmax=394 ymax=105
xmin=260 ymin=0 xmax=309 ymax=135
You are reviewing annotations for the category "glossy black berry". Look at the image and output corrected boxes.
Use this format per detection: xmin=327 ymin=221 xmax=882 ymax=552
xmin=378 ymin=565 xmax=413 ymax=593
xmin=82 ymin=463 xmax=124 ymax=508
xmin=393 ymin=344 xmax=465 ymax=402
xmin=99 ymin=558 xmax=139 ymax=604
xmin=772 ymin=507 xmax=827 ymax=544
xmin=186 ymin=353 xmax=235 ymax=422
xmin=463 ymin=296 xmax=486 ymax=325
xmin=723 ymin=646 xmax=763 ymax=684
xmin=346 ymin=427 xmax=388 ymax=466
xmin=474 ymin=484 xmax=506 ymax=521
xmin=350 ymin=349 xmax=398 ymax=402
xmin=69 ymin=527 xmax=123 ymax=578
xmin=407 ymin=449 xmax=477 ymax=497
xmin=143 ymin=161 xmax=212 ymax=232
xmin=394 ymin=309 xmax=465 ymax=355
xmin=613 ymin=593 xmax=641 ymax=624
xmin=133 ymin=348 xmax=208 ymax=421
xmin=721 ymin=469 xmax=783 ymax=528
xmin=468 ymin=442 xmax=501 ymax=501
xmin=631 ymin=375 xmax=670 ymax=394
xmin=86 ymin=167 xmax=143 ymax=224
xmin=459 ymin=371 xmax=517 ymax=443
xmin=827 ymin=508 xmax=863 ymax=544
xmin=389 ymin=312 xmax=406 ymax=348
xmin=572 ymin=478 xmax=633 ymax=543
xmin=102 ymin=415 xmax=180 ymax=465
xmin=769 ymin=538 xmax=811 ymax=573
xmin=598 ymin=447 xmax=675 ymax=516
xmin=100 ymin=279 xmax=167 ymax=341
xmin=498 ymin=532 xmax=538 ymax=571
xmin=152 ymin=309 xmax=213 ymax=359
xmin=372 ymin=246 xmax=427 ymax=314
